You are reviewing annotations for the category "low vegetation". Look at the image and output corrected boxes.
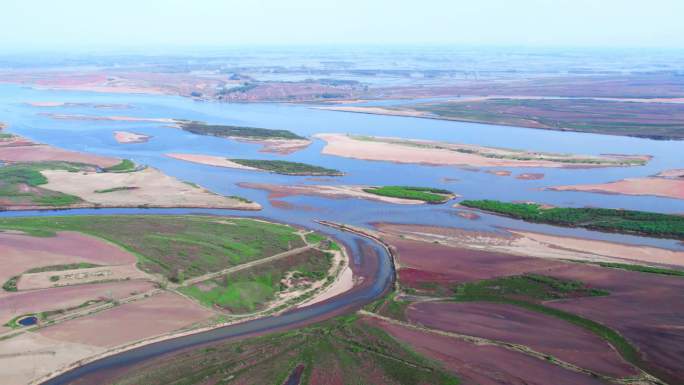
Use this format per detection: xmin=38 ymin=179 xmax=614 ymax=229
xmin=404 ymin=98 xmax=684 ymax=140
xmin=177 ymin=120 xmax=305 ymax=140
xmin=180 ymin=248 xmax=333 ymax=313
xmin=452 ymin=275 xmax=651 ymax=374
xmin=460 ymin=199 xmax=684 ymax=239
xmin=94 ymin=186 xmax=138 ymax=194
xmin=594 ymin=262 xmax=684 ymax=277
xmin=453 ymin=274 xmax=609 ymax=301
xmin=3 ymin=262 xmax=102 ymax=292
xmin=0 ymin=162 xmax=84 ymax=207
xmin=364 ymin=186 xmax=454 ymax=203
xmin=105 ymin=315 xmax=459 ymax=385
xmin=0 ymin=215 xmax=308 ymax=280
xmin=103 ymin=159 xmax=136 ymax=172
xmin=231 ymin=159 xmax=344 ymax=176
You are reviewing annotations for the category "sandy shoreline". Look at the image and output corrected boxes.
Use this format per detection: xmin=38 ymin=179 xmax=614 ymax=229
xmin=240 ymin=182 xmax=447 ymax=205
xmin=113 ymin=131 xmax=151 ymax=144
xmin=166 ymin=153 xmax=259 ymax=170
xmin=315 ymin=133 xmax=649 ymax=169
xmin=549 ymin=170 xmax=684 ymax=200
xmin=373 ymin=222 xmax=684 ymax=268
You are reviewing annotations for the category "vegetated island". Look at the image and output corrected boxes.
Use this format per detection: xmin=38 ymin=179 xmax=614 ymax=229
xmin=320 ymin=97 xmax=684 ymax=140
xmin=0 ymin=131 xmax=258 ymax=211
xmin=40 ymin=115 xmax=312 ymax=154
xmin=548 ymin=169 xmax=684 ymax=200
xmin=459 ymin=199 xmax=684 ymax=240
xmin=363 ymin=186 xmax=455 ymax=203
xmin=175 ymin=120 xmax=312 ymax=154
xmin=315 ymin=133 xmax=650 ymax=168
xmin=240 ymin=183 xmax=456 ymax=205
xmin=166 ymin=153 xmax=343 ymax=176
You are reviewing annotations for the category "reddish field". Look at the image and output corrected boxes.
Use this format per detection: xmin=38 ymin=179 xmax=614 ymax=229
xmin=386 ymin=234 xmax=564 ymax=286
xmin=0 ymin=281 xmax=155 ymax=328
xmin=0 ymin=141 xmax=119 ymax=168
xmin=364 ymin=317 xmax=607 ymax=385
xmin=408 ymin=301 xmax=637 ymax=378
xmin=542 ymin=264 xmax=684 ymax=383
xmin=0 ymin=231 xmax=137 ymax=283
xmin=379 ymin=225 xmax=684 ymax=384
xmin=38 ymin=292 xmax=214 ymax=348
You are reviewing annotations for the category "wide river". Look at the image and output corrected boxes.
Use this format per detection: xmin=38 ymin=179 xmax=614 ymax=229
xmin=0 ymin=83 xmax=681 ymax=384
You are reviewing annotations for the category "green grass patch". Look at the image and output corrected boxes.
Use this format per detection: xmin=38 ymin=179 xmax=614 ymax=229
xmin=0 ymin=162 xmax=88 ymax=207
xmin=230 ymin=159 xmax=343 ymax=176
xmin=460 ymin=199 xmax=684 ymax=239
xmin=454 ymin=274 xmax=609 ymax=301
xmin=304 ymin=232 xmax=326 ymax=244
xmin=0 ymin=215 xmax=309 ymax=280
xmin=177 ymin=121 xmax=305 ymax=140
xmin=94 ymin=186 xmax=138 ymax=194
xmin=2 ymin=276 xmax=18 ymax=292
xmin=25 ymin=262 xmax=101 ymax=274
xmin=594 ymin=262 xmax=684 ymax=277
xmin=180 ymin=248 xmax=333 ymax=313
xmin=103 ymin=159 xmax=136 ymax=173
xmin=364 ymin=186 xmax=453 ymax=203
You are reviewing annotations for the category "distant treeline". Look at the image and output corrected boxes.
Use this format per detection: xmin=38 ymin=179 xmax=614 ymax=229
xmin=460 ymin=199 xmax=684 ymax=240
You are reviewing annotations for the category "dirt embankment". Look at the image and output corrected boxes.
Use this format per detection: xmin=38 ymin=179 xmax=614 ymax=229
xmin=315 ymin=133 xmax=649 ymax=169
xmin=549 ymin=169 xmax=684 ymax=200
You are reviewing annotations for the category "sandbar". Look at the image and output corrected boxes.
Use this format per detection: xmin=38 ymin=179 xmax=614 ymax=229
xmin=114 ymin=131 xmax=151 ymax=144
xmin=315 ymin=133 xmax=649 ymax=168
xmin=549 ymin=172 xmax=684 ymax=200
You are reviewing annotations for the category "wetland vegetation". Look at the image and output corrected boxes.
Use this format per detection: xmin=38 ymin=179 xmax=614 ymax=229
xmin=363 ymin=186 xmax=454 ymax=203
xmin=177 ymin=121 xmax=305 ymax=140
xmin=460 ymin=199 xmax=684 ymax=239
xmin=230 ymin=159 xmax=344 ymax=176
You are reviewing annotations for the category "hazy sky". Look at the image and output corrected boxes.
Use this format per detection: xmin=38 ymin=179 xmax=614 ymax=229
xmin=1 ymin=0 xmax=683 ymax=50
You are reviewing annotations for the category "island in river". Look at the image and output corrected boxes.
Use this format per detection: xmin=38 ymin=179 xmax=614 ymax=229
xmin=315 ymin=133 xmax=650 ymax=168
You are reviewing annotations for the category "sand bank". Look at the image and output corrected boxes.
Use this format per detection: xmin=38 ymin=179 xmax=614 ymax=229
xmin=166 ymin=153 xmax=258 ymax=171
xmin=39 ymin=167 xmax=260 ymax=210
xmin=550 ymin=171 xmax=684 ymax=200
xmin=0 ymin=135 xmax=120 ymax=168
xmin=374 ymin=222 xmax=684 ymax=268
xmin=240 ymin=182 xmax=437 ymax=205
xmin=315 ymin=133 xmax=648 ymax=169
xmin=113 ymin=131 xmax=151 ymax=144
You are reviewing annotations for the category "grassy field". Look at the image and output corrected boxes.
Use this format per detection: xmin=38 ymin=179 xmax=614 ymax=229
xmin=180 ymin=248 xmax=333 ymax=313
xmin=404 ymin=98 xmax=684 ymax=140
xmin=103 ymin=159 xmax=136 ymax=172
xmin=593 ymin=262 xmax=684 ymax=277
xmin=364 ymin=186 xmax=453 ymax=203
xmin=106 ymin=315 xmax=460 ymax=385
xmin=453 ymin=274 xmax=609 ymax=301
xmin=177 ymin=120 xmax=305 ymax=140
xmin=0 ymin=215 xmax=308 ymax=280
xmin=0 ymin=162 xmax=86 ymax=207
xmin=460 ymin=199 xmax=684 ymax=239
xmin=230 ymin=159 xmax=344 ymax=176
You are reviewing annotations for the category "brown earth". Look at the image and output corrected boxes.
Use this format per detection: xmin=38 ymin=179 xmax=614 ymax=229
xmin=0 ymin=136 xmax=120 ymax=168
xmin=363 ymin=317 xmax=607 ymax=385
xmin=408 ymin=301 xmax=637 ymax=378
xmin=0 ymin=231 xmax=137 ymax=284
xmin=0 ymin=281 xmax=155 ymax=330
xmin=549 ymin=175 xmax=684 ymax=200
xmin=37 ymin=292 xmax=214 ymax=348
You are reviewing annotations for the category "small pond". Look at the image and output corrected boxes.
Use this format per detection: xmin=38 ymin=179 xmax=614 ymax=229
xmin=17 ymin=316 xmax=38 ymax=327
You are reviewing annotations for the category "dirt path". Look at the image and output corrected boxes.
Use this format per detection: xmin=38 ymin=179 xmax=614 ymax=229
xmin=180 ymin=245 xmax=314 ymax=287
